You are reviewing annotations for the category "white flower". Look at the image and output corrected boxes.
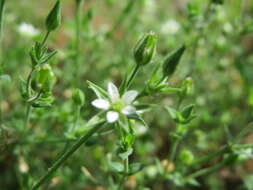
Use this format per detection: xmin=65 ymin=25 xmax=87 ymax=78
xmin=18 ymin=22 xmax=40 ymax=37
xmin=92 ymin=82 xmax=138 ymax=123
xmin=161 ymin=19 xmax=180 ymax=35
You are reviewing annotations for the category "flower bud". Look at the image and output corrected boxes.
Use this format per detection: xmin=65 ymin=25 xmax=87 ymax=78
xmin=32 ymin=64 xmax=56 ymax=92
xmin=162 ymin=45 xmax=185 ymax=78
xmin=133 ymin=32 xmax=157 ymax=66
xmin=179 ymin=150 xmax=194 ymax=165
xmin=45 ymin=0 xmax=61 ymax=32
xmin=72 ymin=88 xmax=85 ymax=106
xmin=180 ymin=77 xmax=193 ymax=97
xmin=181 ymin=104 xmax=195 ymax=120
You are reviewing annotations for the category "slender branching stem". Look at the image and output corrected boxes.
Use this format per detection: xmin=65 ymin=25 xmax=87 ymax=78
xmin=32 ymin=120 xmax=106 ymax=190
xmin=190 ymin=146 xmax=230 ymax=167
xmin=187 ymin=160 xmax=227 ymax=179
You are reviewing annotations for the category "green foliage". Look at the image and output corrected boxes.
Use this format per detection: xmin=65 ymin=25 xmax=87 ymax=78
xmin=1 ymin=0 xmax=253 ymax=190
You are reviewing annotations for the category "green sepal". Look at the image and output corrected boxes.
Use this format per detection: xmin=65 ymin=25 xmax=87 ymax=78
xmin=87 ymin=80 xmax=108 ymax=99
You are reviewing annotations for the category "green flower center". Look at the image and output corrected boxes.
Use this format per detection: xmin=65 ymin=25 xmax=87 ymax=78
xmin=111 ymin=100 xmax=125 ymax=112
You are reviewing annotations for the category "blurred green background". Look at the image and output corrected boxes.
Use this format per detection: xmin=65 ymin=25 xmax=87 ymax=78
xmin=1 ymin=0 xmax=253 ymax=189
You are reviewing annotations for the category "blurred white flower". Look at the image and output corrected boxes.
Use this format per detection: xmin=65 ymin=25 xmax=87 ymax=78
xmin=19 ymin=157 xmax=29 ymax=173
xmin=18 ymin=22 xmax=40 ymax=37
xmin=135 ymin=125 xmax=148 ymax=136
xmin=92 ymin=82 xmax=138 ymax=123
xmin=161 ymin=19 xmax=180 ymax=35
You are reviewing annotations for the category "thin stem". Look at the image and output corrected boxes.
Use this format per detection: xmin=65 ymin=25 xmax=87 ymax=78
xmin=26 ymin=68 xmax=36 ymax=98
xmin=187 ymin=160 xmax=226 ymax=179
xmin=74 ymin=0 xmax=83 ymax=86
xmin=71 ymin=105 xmax=81 ymax=132
xmin=41 ymin=31 xmax=50 ymax=46
xmin=126 ymin=65 xmax=139 ymax=89
xmin=169 ymin=99 xmax=184 ymax=162
xmin=0 ymin=0 xmax=6 ymax=125
xmin=19 ymin=138 xmax=76 ymax=145
xmin=0 ymin=0 xmax=5 ymax=41
xmin=118 ymin=157 xmax=129 ymax=190
xmin=169 ymin=138 xmax=180 ymax=162
xmin=119 ymin=64 xmax=140 ymax=95
xmin=25 ymin=104 xmax=31 ymax=128
xmin=190 ymin=146 xmax=230 ymax=167
xmin=32 ymin=120 xmax=106 ymax=190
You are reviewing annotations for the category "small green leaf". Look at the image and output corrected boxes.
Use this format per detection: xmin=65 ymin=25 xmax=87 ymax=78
xmin=118 ymin=147 xmax=133 ymax=160
xmin=127 ymin=113 xmax=147 ymax=127
xmin=128 ymin=163 xmax=144 ymax=175
xmin=108 ymin=161 xmax=124 ymax=173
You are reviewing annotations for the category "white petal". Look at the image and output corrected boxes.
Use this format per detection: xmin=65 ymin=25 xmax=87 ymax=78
xmin=106 ymin=111 xmax=119 ymax=123
xmin=122 ymin=105 xmax=136 ymax=115
xmin=91 ymin=99 xmax=110 ymax=110
xmin=122 ymin=90 xmax=138 ymax=105
xmin=107 ymin=82 xmax=120 ymax=102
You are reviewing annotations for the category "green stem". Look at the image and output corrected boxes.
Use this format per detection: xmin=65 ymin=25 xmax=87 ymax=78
xmin=126 ymin=65 xmax=139 ymax=88
xmin=31 ymin=120 xmax=106 ymax=190
xmin=0 ymin=0 xmax=5 ymax=41
xmin=74 ymin=0 xmax=83 ymax=86
xmin=71 ymin=105 xmax=81 ymax=131
xmin=25 ymin=104 xmax=31 ymax=128
xmin=20 ymin=138 xmax=76 ymax=145
xmin=169 ymin=99 xmax=184 ymax=162
xmin=118 ymin=157 xmax=129 ymax=190
xmin=120 ymin=64 xmax=140 ymax=95
xmin=169 ymin=138 xmax=180 ymax=162
xmin=190 ymin=146 xmax=230 ymax=167
xmin=0 ymin=0 xmax=5 ymax=125
xmin=187 ymin=160 xmax=226 ymax=179
xmin=41 ymin=31 xmax=50 ymax=46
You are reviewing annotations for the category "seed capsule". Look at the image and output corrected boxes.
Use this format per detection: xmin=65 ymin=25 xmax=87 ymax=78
xmin=32 ymin=64 xmax=56 ymax=92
